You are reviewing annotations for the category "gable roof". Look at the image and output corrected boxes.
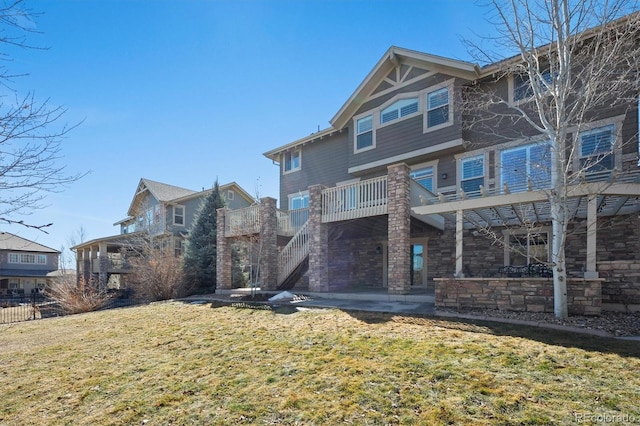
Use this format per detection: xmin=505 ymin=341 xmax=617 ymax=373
xmin=170 ymin=182 xmax=256 ymax=205
xmin=331 ymin=46 xmax=481 ymax=130
xmin=264 ymin=46 xmax=481 ymax=161
xmin=0 ymin=232 xmax=60 ymax=253
xmin=127 ymin=178 xmax=197 ymax=216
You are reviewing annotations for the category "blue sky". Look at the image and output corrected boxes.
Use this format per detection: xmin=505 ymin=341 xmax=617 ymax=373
xmin=3 ymin=0 xmax=497 ymax=255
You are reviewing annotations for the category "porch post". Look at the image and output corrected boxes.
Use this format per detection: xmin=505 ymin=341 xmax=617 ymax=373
xmin=259 ymin=197 xmax=278 ymax=290
xmin=98 ymin=242 xmax=108 ymax=289
xmin=387 ymin=163 xmax=411 ymax=294
xmin=82 ymin=247 xmax=91 ymax=283
xmin=585 ymin=195 xmax=598 ymax=278
xmin=455 ymin=209 xmax=464 ymax=277
xmin=308 ymin=184 xmax=329 ymax=292
xmin=216 ymin=207 xmax=232 ymax=289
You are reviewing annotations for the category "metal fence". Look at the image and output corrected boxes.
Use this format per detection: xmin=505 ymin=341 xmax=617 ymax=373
xmin=0 ymin=293 xmax=138 ymax=324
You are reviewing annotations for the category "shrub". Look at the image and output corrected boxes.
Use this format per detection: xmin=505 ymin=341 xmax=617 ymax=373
xmin=127 ymin=244 xmax=189 ymax=302
xmin=47 ymin=275 xmax=110 ymax=314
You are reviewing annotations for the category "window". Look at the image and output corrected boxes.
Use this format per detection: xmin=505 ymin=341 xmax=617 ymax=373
xmin=410 ymin=166 xmax=434 ymax=192
xmin=9 ymin=279 xmax=20 ymax=290
xmin=579 ymin=125 xmax=615 ymax=177
xmin=513 ymin=71 xmax=552 ymax=102
xmin=380 ymin=98 xmax=419 ymax=124
xmin=283 ymin=149 xmax=301 ymax=173
xmin=508 ymin=232 xmax=549 ymax=266
xmin=175 ymin=240 xmax=183 ymax=257
xmin=355 ymin=115 xmax=374 ymax=151
xmin=501 ymin=143 xmax=551 ymax=192
xmin=8 ymin=253 xmax=46 ymax=264
xmin=426 ymin=87 xmax=449 ymax=128
xmin=227 ymin=190 xmax=235 ymax=201
xmin=460 ymin=155 xmax=484 ymax=194
xmin=289 ymin=192 xmax=309 ymax=210
xmin=174 ymin=205 xmax=185 ymax=226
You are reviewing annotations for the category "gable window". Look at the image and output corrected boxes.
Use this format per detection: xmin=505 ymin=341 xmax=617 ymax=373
xmin=426 ymin=87 xmax=450 ymax=128
xmin=579 ymin=124 xmax=615 ymax=178
xmin=380 ymin=98 xmax=419 ymax=124
xmin=410 ymin=166 xmax=434 ymax=192
xmin=227 ymin=190 xmax=235 ymax=201
xmin=283 ymin=149 xmax=301 ymax=173
xmin=501 ymin=143 xmax=551 ymax=192
xmin=355 ymin=115 xmax=374 ymax=152
xmin=513 ymin=71 xmax=552 ymax=103
xmin=460 ymin=155 xmax=484 ymax=194
xmin=173 ymin=205 xmax=185 ymax=226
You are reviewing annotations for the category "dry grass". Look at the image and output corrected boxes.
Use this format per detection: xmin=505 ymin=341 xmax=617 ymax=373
xmin=1 ymin=302 xmax=639 ymax=425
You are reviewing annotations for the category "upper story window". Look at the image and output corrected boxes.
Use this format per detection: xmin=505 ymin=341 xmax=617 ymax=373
xmin=513 ymin=70 xmax=552 ymax=103
xmin=501 ymin=143 xmax=551 ymax=192
xmin=8 ymin=253 xmax=47 ymax=264
xmin=283 ymin=149 xmax=301 ymax=173
xmin=355 ymin=115 xmax=374 ymax=152
xmin=410 ymin=166 xmax=434 ymax=192
xmin=579 ymin=124 xmax=615 ymax=177
xmin=380 ymin=98 xmax=419 ymax=124
xmin=460 ymin=154 xmax=484 ymax=194
xmin=227 ymin=190 xmax=235 ymax=201
xmin=173 ymin=205 xmax=185 ymax=226
xmin=426 ymin=87 xmax=450 ymax=128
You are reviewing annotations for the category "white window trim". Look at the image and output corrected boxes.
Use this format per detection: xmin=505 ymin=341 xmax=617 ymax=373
xmin=287 ymin=190 xmax=309 ymax=210
xmin=353 ymin=113 xmax=376 ymax=154
xmin=283 ymin=149 xmax=302 ymax=174
xmin=377 ymin=95 xmax=421 ymax=129
xmin=457 ymin=153 xmax=486 ymax=194
xmin=410 ymin=160 xmax=439 ymax=192
xmin=499 ymin=141 xmax=552 ymax=193
xmin=227 ymin=190 xmax=235 ymax=201
xmin=8 ymin=253 xmax=19 ymax=264
xmin=573 ymin=119 xmax=623 ymax=173
xmin=173 ymin=204 xmax=185 ymax=227
xmin=423 ymin=78 xmax=455 ymax=134
xmin=37 ymin=254 xmax=47 ymax=265
xmin=508 ymin=71 xmax=553 ymax=106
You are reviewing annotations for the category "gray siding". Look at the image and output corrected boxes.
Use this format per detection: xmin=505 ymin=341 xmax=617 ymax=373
xmin=0 ymin=251 xmax=58 ymax=272
xmin=280 ymin=131 xmax=352 ymax=209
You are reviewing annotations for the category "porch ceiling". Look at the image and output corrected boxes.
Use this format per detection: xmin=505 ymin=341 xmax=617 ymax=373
xmin=412 ymin=172 xmax=640 ymax=229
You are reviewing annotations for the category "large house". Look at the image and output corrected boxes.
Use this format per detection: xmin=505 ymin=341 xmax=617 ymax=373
xmin=0 ymin=232 xmax=60 ymax=296
xmin=73 ymin=178 xmax=254 ymax=288
xmin=216 ymin=36 xmax=640 ymax=314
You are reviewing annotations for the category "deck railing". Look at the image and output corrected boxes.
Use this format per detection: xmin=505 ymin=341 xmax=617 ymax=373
xmin=277 ymin=207 xmax=309 ymax=236
xmin=321 ymin=176 xmax=388 ymax=223
xmin=278 ymin=219 xmax=309 ymax=284
xmin=225 ymin=204 xmax=261 ymax=236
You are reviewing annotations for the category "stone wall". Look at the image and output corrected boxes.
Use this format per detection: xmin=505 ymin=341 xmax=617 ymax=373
xmin=599 ymin=260 xmax=640 ymax=311
xmin=434 ymin=277 xmax=602 ymax=315
xmin=327 ymin=237 xmax=384 ymax=290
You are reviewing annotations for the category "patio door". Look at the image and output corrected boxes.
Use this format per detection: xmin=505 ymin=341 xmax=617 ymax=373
xmin=381 ymin=239 xmax=428 ymax=287
xmin=411 ymin=238 xmax=428 ymax=287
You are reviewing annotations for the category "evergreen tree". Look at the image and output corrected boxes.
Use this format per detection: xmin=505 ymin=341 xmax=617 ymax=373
xmin=182 ymin=181 xmax=225 ymax=289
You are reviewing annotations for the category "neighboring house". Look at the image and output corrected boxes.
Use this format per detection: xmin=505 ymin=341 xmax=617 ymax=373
xmin=0 ymin=232 xmax=60 ymax=296
xmin=216 ymin=42 xmax=640 ymax=314
xmin=73 ymin=178 xmax=254 ymax=288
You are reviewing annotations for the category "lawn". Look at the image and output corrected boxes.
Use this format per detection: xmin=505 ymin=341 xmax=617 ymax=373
xmin=1 ymin=301 xmax=639 ymax=425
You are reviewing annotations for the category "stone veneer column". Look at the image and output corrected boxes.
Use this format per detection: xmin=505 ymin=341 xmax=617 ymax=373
xmin=387 ymin=163 xmax=411 ymax=294
xmin=216 ymin=207 xmax=232 ymax=289
xmin=308 ymin=184 xmax=329 ymax=292
xmin=259 ymin=197 xmax=278 ymax=290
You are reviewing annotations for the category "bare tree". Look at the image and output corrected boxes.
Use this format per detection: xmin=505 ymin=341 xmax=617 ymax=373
xmin=462 ymin=0 xmax=640 ymax=318
xmin=0 ymin=0 xmax=84 ymax=231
